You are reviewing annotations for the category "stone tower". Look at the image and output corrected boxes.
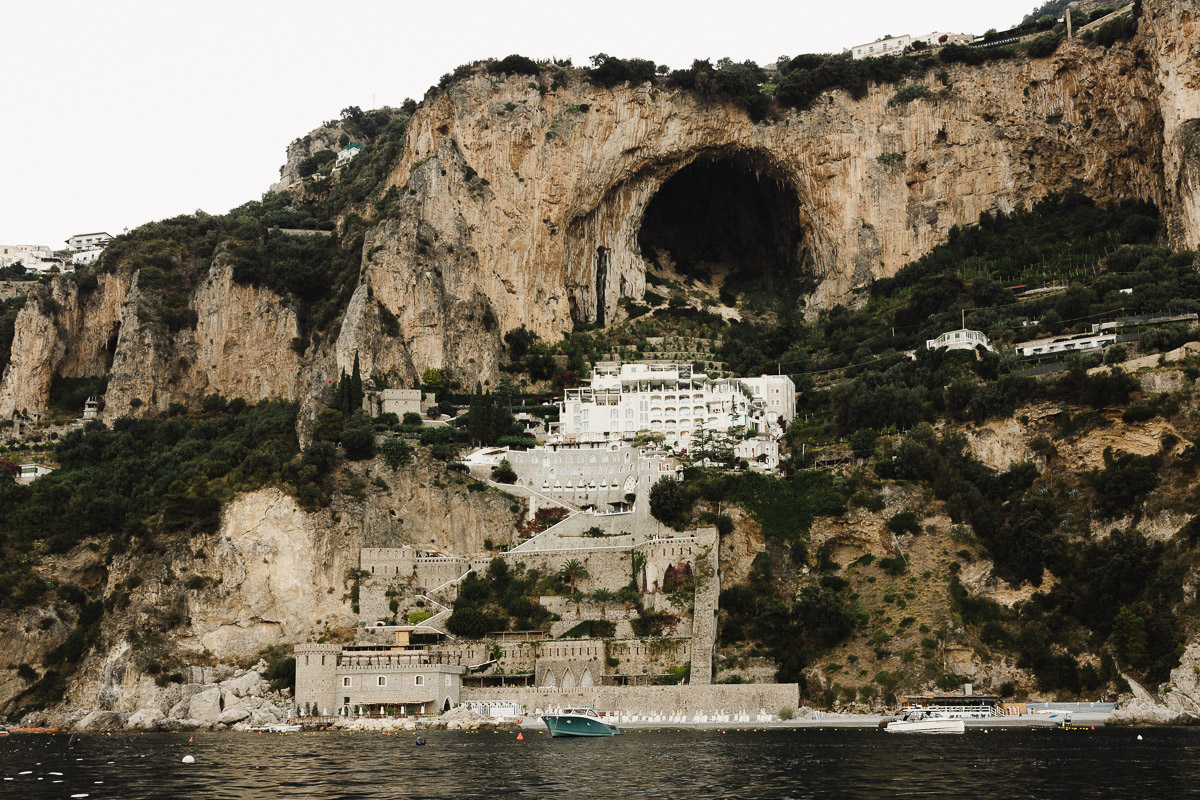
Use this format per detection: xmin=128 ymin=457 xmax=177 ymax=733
xmin=294 ymin=643 xmax=341 ymax=716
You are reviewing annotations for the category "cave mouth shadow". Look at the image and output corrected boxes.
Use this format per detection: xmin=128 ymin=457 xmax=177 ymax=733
xmin=636 ymin=153 xmax=807 ymax=297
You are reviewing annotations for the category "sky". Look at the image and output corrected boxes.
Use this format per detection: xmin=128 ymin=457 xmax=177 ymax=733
xmin=2 ymin=0 xmax=1039 ymax=247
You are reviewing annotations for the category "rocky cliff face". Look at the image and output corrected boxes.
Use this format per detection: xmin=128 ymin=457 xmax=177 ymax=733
xmin=1141 ymin=0 xmax=1200 ymax=250
xmin=0 ymin=454 xmax=522 ymax=724
xmin=2 ymin=4 xmax=1197 ymax=417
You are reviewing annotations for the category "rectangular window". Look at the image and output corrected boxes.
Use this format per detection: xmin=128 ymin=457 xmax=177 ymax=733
xmin=414 ymin=675 xmax=424 ymax=686
xmin=377 ymin=676 xmax=387 ymax=686
xmin=342 ymin=676 xmax=351 ymax=687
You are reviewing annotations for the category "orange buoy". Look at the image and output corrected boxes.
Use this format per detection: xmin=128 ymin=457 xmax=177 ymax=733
xmin=517 ymin=732 xmax=524 ymax=741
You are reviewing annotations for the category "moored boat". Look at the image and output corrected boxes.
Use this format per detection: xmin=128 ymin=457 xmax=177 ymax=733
xmin=5 ymin=727 xmax=59 ymax=734
xmin=885 ymin=709 xmax=965 ymax=734
xmin=541 ymin=707 xmax=621 ymax=737
xmin=267 ymin=724 xmax=302 ymax=733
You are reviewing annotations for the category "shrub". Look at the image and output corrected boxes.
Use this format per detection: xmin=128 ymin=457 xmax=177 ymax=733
xmin=491 ymin=459 xmax=517 ymax=483
xmin=889 ymin=83 xmax=931 ymax=105
xmin=380 ymin=436 xmax=413 ymax=468
xmin=886 ymin=511 xmax=921 ymax=536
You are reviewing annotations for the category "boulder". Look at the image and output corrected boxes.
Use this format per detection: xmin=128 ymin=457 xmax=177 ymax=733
xmin=221 ymin=670 xmax=264 ymax=700
xmin=218 ymin=706 xmax=251 ymax=725
xmin=188 ymin=686 xmax=223 ymax=725
xmin=1109 ymin=697 xmax=1200 ymax=726
xmin=76 ymin=710 xmax=130 ymax=731
xmin=126 ymin=708 xmax=166 ymax=731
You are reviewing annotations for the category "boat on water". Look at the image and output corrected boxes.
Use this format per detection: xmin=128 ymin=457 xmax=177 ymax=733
xmin=267 ymin=724 xmax=302 ymax=733
xmin=885 ymin=709 xmax=966 ymax=734
xmin=5 ymin=727 xmax=59 ymax=734
xmin=541 ymin=708 xmax=621 ymax=737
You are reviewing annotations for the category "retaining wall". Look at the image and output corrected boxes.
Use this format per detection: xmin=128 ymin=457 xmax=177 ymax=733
xmin=461 ymin=683 xmax=799 ymax=718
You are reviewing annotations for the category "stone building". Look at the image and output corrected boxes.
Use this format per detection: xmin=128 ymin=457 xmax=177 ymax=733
xmin=295 ymin=629 xmax=466 ymax=717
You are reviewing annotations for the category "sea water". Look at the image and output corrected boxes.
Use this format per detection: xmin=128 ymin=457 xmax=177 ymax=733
xmin=1 ymin=727 xmax=1197 ymax=799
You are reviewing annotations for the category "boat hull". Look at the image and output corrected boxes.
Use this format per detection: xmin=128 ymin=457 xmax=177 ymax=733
xmin=542 ymin=714 xmax=621 ymax=737
xmin=885 ymin=718 xmax=966 ymax=734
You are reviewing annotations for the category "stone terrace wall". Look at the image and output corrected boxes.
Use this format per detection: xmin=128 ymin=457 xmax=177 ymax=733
xmin=461 ymin=683 xmax=799 ymax=718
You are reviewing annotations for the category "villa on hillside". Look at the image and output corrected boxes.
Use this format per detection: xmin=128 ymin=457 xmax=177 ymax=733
xmin=66 ymin=232 xmax=113 ymax=251
xmin=555 ymin=363 xmax=795 ymax=450
xmin=336 ymin=143 xmax=364 ymax=167
xmin=848 ymin=32 xmax=973 ymax=59
xmin=925 ymin=328 xmax=997 ymax=353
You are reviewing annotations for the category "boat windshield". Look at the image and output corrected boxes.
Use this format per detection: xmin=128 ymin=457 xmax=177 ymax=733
xmin=565 ymin=708 xmax=599 ymax=718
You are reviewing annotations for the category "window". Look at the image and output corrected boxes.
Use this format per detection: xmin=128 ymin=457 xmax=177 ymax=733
xmin=377 ymin=676 xmax=387 ymax=687
xmin=445 ymin=675 xmax=452 ymax=686
xmin=414 ymin=675 xmax=425 ymax=686
xmin=342 ymin=676 xmax=351 ymax=687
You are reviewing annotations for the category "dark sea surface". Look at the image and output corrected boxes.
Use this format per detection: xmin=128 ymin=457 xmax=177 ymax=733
xmin=0 ymin=726 xmax=1196 ymax=799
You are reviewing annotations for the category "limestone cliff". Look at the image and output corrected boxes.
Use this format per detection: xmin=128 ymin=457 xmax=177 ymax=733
xmin=0 ymin=454 xmax=521 ymax=723
xmin=2 ymin=3 xmax=1198 ymax=418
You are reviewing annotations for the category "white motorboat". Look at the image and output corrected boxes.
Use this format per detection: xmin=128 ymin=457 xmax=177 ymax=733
xmin=885 ymin=709 xmax=966 ymax=734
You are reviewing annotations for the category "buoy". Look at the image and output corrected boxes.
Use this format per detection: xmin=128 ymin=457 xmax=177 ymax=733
xmin=415 ymin=736 xmax=426 ymax=746
xmin=182 ymin=755 xmax=195 ymax=764
xmin=517 ymin=732 xmax=524 ymax=741
xmin=188 ymin=737 xmax=193 ymax=744
xmin=1137 ymin=734 xmax=1144 ymax=741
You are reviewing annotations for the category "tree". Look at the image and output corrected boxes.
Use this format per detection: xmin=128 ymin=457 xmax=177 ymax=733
xmin=313 ymin=408 xmax=343 ymax=442
xmin=341 ymin=425 xmax=375 ymax=460
xmin=591 ymin=588 xmax=614 ymax=618
xmin=491 ymin=459 xmax=517 ymax=484
xmin=649 ymin=476 xmax=687 ymax=525
xmin=349 ymin=352 xmax=364 ymax=413
xmin=1111 ymin=605 xmax=1149 ymax=671
xmin=421 ymin=367 xmax=445 ymax=394
xmin=559 ymin=559 xmax=589 ymax=595
xmin=380 ymin=436 xmax=413 ymax=468
xmin=402 ymin=412 xmax=423 ymax=426
xmin=503 ymin=325 xmax=538 ymax=360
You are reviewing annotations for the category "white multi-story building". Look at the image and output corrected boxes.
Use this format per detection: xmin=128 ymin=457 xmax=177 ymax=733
xmin=556 ymin=363 xmax=795 ymax=450
xmin=0 ymin=244 xmax=53 ymax=268
xmin=848 ymin=32 xmax=974 ymax=59
xmin=65 ymin=232 xmax=113 ymax=251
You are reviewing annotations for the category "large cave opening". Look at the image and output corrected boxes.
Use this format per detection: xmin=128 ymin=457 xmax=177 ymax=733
xmin=636 ymin=154 xmax=807 ymax=305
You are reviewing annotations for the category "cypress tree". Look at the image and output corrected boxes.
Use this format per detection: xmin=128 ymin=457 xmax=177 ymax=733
xmin=350 ymin=352 xmax=364 ymax=413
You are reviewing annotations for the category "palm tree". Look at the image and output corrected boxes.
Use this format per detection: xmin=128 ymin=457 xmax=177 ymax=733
xmin=559 ymin=558 xmax=589 ymax=595
xmin=591 ymin=588 xmax=614 ymax=618
xmin=571 ymin=590 xmax=586 ymax=617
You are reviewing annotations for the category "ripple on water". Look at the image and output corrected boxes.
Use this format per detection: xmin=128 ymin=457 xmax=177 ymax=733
xmin=1 ymin=728 xmax=1200 ymax=799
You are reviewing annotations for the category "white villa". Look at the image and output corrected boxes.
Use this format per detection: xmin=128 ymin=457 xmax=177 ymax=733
xmin=1014 ymin=332 xmax=1118 ymax=357
xmin=925 ymin=328 xmax=997 ymax=353
xmin=336 ymin=143 xmax=364 ymax=167
xmin=1 ymin=244 xmax=53 ymax=268
xmin=848 ymin=32 xmax=973 ymax=59
xmin=66 ymin=232 xmax=113 ymax=251
xmin=555 ymin=363 xmax=796 ymax=450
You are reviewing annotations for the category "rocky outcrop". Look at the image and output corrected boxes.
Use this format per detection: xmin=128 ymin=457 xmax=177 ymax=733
xmin=364 ymin=35 xmax=1169 ymax=383
xmin=1141 ymin=0 xmax=1200 ymax=249
xmin=180 ymin=489 xmax=358 ymax=660
xmin=4 ymin=7 xmax=1200 ymax=416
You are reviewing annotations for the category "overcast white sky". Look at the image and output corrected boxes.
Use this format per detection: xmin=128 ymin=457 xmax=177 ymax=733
xmin=2 ymin=0 xmax=1039 ymax=247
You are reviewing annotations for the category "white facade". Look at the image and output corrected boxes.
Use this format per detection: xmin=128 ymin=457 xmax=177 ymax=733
xmin=556 ymin=363 xmax=795 ymax=450
xmin=0 ymin=244 xmax=53 ymax=268
xmin=336 ymin=143 xmax=364 ymax=167
xmin=1015 ymin=333 xmax=1118 ymax=357
xmin=65 ymin=232 xmax=113 ymax=251
xmin=501 ymin=440 xmax=679 ymax=504
xmin=71 ymin=248 xmax=104 ymax=266
xmin=849 ymin=31 xmax=973 ymax=59
xmin=925 ymin=328 xmax=996 ymax=353
xmin=16 ymin=463 xmax=54 ymax=485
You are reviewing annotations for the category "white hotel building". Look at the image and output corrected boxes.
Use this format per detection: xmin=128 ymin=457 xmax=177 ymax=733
xmin=555 ymin=363 xmax=796 ymax=450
